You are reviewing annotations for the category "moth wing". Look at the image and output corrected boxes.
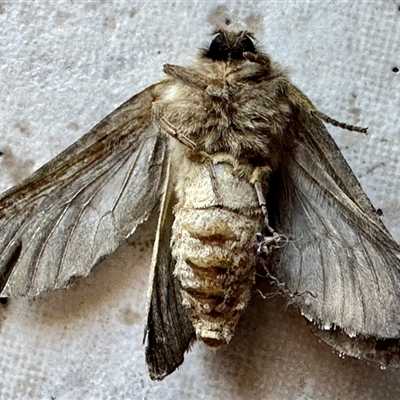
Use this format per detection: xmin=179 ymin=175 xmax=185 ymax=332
xmin=0 ymin=84 xmax=168 ymax=297
xmin=311 ymin=324 xmax=400 ymax=368
xmin=144 ymin=157 xmax=195 ymax=380
xmin=267 ymin=108 xmax=400 ymax=338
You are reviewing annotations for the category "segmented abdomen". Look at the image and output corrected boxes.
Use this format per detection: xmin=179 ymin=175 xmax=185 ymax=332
xmin=171 ymin=156 xmax=263 ymax=346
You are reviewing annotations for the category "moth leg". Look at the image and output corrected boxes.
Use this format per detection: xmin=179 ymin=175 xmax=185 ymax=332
xmin=251 ymin=167 xmax=288 ymax=254
xmin=163 ymin=64 xmax=229 ymax=99
xmin=243 ymin=52 xmax=269 ymax=67
xmin=189 ymin=150 xmax=223 ymax=204
xmin=286 ymin=84 xmax=368 ymax=134
xmin=163 ymin=64 xmax=212 ymax=91
xmin=252 ymin=182 xmax=274 ymax=234
xmin=152 ymin=103 xmax=196 ymax=150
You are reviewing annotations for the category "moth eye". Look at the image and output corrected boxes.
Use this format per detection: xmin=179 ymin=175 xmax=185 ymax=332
xmin=204 ymin=32 xmax=256 ymax=61
xmin=239 ymin=36 xmax=256 ymax=53
xmin=230 ymin=35 xmax=256 ymax=60
xmin=207 ymin=33 xmax=230 ymax=61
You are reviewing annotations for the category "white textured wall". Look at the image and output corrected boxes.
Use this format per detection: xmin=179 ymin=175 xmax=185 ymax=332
xmin=1 ymin=2 xmax=400 ymax=399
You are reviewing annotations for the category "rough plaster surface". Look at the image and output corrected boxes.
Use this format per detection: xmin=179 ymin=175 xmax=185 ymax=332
xmin=1 ymin=1 xmax=400 ymax=399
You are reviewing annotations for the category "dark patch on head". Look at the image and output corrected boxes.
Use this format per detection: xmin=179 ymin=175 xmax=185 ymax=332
xmin=202 ymin=31 xmax=257 ymax=61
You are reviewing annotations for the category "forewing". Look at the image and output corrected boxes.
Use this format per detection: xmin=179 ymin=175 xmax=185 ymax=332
xmin=267 ymin=109 xmax=400 ymax=339
xmin=0 ymin=84 xmax=168 ymax=297
xmin=145 ymin=157 xmax=195 ymax=380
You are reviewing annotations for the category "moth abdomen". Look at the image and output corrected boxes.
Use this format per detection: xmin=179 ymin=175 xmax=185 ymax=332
xmin=171 ymin=158 xmax=263 ymax=345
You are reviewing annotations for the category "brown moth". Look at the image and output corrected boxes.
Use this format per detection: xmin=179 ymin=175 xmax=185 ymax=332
xmin=1 ymin=30 xmax=400 ymax=380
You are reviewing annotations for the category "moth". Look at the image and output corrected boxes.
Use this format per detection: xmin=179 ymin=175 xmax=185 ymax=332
xmin=1 ymin=30 xmax=400 ymax=381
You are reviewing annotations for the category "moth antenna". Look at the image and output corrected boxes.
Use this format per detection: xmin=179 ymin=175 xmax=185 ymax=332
xmin=313 ymin=110 xmax=368 ymax=134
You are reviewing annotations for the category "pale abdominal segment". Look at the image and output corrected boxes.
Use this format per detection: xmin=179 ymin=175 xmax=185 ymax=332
xmin=171 ymin=156 xmax=263 ymax=346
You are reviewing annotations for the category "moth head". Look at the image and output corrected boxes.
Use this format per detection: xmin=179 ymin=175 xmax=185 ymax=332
xmin=202 ymin=30 xmax=257 ymax=61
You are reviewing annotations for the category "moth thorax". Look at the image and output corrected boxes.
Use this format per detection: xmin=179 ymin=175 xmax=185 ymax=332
xmin=172 ymin=207 xmax=262 ymax=346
